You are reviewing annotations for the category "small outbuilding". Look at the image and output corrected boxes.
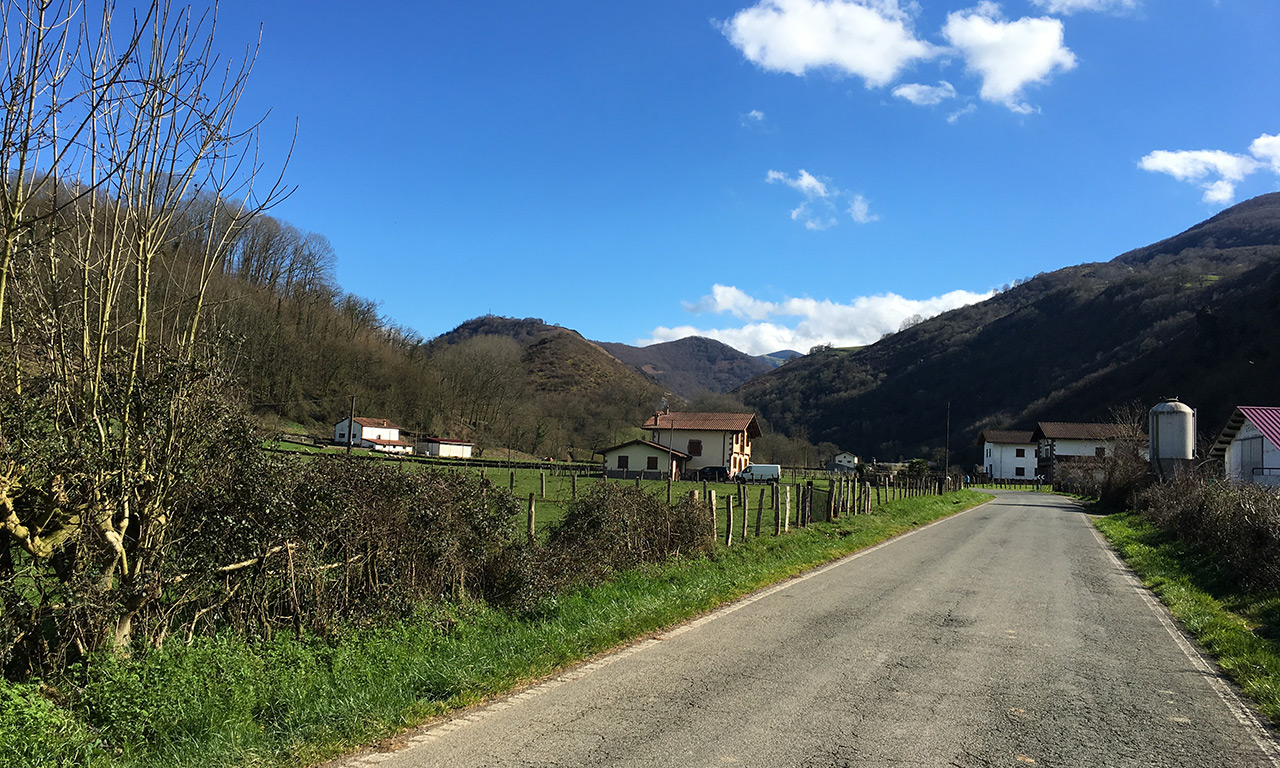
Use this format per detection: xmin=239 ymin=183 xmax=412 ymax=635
xmin=600 ymin=439 xmax=690 ymax=480
xmin=415 ymin=437 xmax=475 ymax=459
xmin=1210 ymin=406 xmax=1280 ymax=487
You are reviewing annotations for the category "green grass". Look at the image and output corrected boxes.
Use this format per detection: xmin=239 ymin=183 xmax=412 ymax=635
xmin=1094 ymin=511 xmax=1280 ymax=723
xmin=19 ymin=490 xmax=991 ymax=768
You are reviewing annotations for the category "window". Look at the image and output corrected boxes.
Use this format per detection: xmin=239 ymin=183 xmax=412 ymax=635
xmin=647 ymin=456 xmax=659 ymax=471
xmin=1015 ymin=467 xmax=1026 ymax=477
xmin=1015 ymin=448 xmax=1025 ymax=458
xmin=617 ymin=455 xmax=629 ymax=470
xmin=1095 ymin=447 xmax=1107 ymax=458
xmin=687 ymin=439 xmax=702 ymax=456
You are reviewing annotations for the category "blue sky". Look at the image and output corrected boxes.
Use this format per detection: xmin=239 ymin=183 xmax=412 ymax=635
xmin=206 ymin=0 xmax=1280 ymax=355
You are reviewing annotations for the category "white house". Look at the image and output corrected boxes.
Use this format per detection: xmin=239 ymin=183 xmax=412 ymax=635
xmin=415 ymin=437 xmax=474 ymax=459
xmin=599 ymin=439 xmax=690 ymax=479
xmin=979 ymin=430 xmax=1037 ymax=480
xmin=1032 ymin=422 xmax=1137 ymax=482
xmin=828 ymin=451 xmax=860 ymax=473
xmin=333 ymin=417 xmax=413 ymax=454
xmin=642 ymin=411 xmax=761 ymax=476
xmin=1210 ymin=406 xmax=1280 ymax=487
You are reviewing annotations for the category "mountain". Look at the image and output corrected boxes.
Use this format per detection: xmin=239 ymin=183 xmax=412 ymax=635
xmin=736 ymin=193 xmax=1280 ymax=465
xmin=757 ymin=350 xmax=803 ymax=368
xmin=597 ymin=336 xmax=773 ymax=399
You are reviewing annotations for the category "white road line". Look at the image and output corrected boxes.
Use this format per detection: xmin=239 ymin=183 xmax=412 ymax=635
xmin=1089 ymin=523 xmax=1280 ymax=765
xmin=341 ymin=498 xmax=991 ymax=765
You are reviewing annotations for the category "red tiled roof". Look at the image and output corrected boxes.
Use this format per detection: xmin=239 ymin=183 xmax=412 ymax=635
xmin=980 ymin=430 xmax=1035 ymax=445
xmin=353 ymin=417 xmax=400 ymax=430
xmin=1211 ymin=406 xmax=1280 ymax=459
xmin=642 ymin=411 xmax=762 ymax=438
xmin=417 ymin=437 xmax=473 ymax=446
xmin=1033 ymin=422 xmax=1132 ymax=441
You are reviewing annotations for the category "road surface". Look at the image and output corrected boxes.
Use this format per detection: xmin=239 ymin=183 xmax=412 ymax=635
xmin=338 ymin=490 xmax=1279 ymax=768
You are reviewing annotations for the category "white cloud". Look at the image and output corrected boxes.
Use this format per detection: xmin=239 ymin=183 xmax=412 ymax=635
xmin=747 ymin=109 xmax=766 ymax=121
xmin=721 ymin=0 xmax=940 ymax=89
xmin=892 ymin=80 xmax=957 ymax=106
xmin=767 ymin=169 xmax=879 ymax=229
xmin=741 ymin=109 xmax=768 ymax=127
xmin=1250 ymin=133 xmax=1280 ymax=174
xmin=942 ymin=3 xmax=1077 ymax=113
xmin=1030 ymin=0 xmax=1137 ymax=14
xmin=767 ymin=168 xmax=830 ymax=197
xmin=848 ymin=195 xmax=879 ymax=223
xmin=947 ymin=103 xmax=978 ymax=123
xmin=644 ymin=284 xmax=996 ymax=355
xmin=1138 ymin=149 xmax=1261 ymax=204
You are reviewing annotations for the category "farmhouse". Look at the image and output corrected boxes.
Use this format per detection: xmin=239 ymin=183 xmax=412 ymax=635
xmin=979 ymin=430 xmax=1037 ymax=480
xmin=599 ymin=439 xmax=690 ymax=480
xmin=415 ymin=437 xmax=474 ymax=459
xmin=642 ymin=410 xmax=761 ymax=477
xmin=1032 ymin=422 xmax=1137 ymax=482
xmin=1210 ymin=406 xmax=1280 ymax=487
xmin=333 ymin=417 xmax=413 ymax=455
xmin=827 ymin=451 xmax=860 ymax=473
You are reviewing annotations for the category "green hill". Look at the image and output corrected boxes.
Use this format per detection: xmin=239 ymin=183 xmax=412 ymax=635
xmin=736 ymin=193 xmax=1280 ymax=465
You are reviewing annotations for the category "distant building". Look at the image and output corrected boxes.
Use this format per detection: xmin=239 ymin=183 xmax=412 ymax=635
xmin=642 ymin=411 xmax=761 ymax=477
xmin=979 ymin=430 xmax=1037 ymax=480
xmin=333 ymin=417 xmax=413 ymax=454
xmin=827 ymin=451 xmax=860 ymax=473
xmin=599 ymin=439 xmax=690 ymax=480
xmin=1210 ymin=406 xmax=1280 ymax=487
xmin=415 ymin=437 xmax=474 ymax=459
xmin=1032 ymin=422 xmax=1138 ymax=482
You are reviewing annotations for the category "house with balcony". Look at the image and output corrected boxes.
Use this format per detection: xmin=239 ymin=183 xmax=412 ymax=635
xmin=641 ymin=410 xmax=761 ymax=477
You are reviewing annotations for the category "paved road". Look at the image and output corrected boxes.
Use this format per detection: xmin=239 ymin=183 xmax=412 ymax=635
xmin=342 ymin=491 xmax=1279 ymax=768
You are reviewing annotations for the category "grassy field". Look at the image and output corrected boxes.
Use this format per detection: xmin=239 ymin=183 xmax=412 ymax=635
xmin=8 ymin=489 xmax=992 ymax=768
xmin=1094 ymin=511 xmax=1280 ymax=723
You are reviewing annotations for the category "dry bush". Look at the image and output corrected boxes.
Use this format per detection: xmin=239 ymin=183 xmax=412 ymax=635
xmin=1136 ymin=472 xmax=1280 ymax=590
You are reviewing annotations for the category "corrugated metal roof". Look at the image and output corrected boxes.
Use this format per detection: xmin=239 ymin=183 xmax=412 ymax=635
xmin=1033 ymin=422 xmax=1132 ymax=441
xmin=642 ymin=411 xmax=762 ymax=438
xmin=1240 ymin=406 xmax=1280 ymax=451
xmin=980 ymin=430 xmax=1036 ymax=445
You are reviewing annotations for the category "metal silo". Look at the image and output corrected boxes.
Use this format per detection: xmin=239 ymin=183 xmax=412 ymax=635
xmin=1149 ymin=398 xmax=1196 ymax=480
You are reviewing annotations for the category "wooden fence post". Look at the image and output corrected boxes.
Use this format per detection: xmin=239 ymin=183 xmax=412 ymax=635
xmin=667 ymin=476 xmax=672 ymax=504
xmin=709 ymin=490 xmax=717 ymax=535
xmin=510 ymin=470 xmax=515 ymax=489
xmin=755 ymin=487 xmax=765 ymax=537
xmin=741 ymin=489 xmax=749 ymax=540
xmin=540 ymin=471 xmax=546 ymax=498
xmin=784 ymin=485 xmax=792 ymax=532
xmin=725 ymin=495 xmax=734 ymax=547
xmin=527 ymin=493 xmax=536 ymax=542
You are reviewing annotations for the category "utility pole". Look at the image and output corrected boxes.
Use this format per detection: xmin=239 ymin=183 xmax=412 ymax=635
xmin=944 ymin=400 xmax=951 ymax=482
xmin=346 ymin=395 xmax=355 ymax=456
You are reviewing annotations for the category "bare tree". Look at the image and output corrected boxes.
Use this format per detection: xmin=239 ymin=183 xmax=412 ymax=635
xmin=0 ymin=0 xmax=289 ymax=660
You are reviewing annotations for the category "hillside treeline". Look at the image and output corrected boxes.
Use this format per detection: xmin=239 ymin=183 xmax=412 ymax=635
xmin=738 ymin=194 xmax=1280 ymax=465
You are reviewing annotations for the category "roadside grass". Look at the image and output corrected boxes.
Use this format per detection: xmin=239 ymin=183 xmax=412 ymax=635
xmin=21 ymin=490 xmax=991 ymax=768
xmin=1093 ymin=511 xmax=1280 ymax=723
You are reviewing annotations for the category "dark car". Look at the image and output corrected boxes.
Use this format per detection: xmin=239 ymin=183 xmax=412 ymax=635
xmin=693 ymin=466 xmax=730 ymax=482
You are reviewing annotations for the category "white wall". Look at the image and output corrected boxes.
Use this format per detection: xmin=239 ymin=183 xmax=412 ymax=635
xmin=983 ymin=441 xmax=1037 ymax=479
xmin=650 ymin=428 xmax=751 ymax=474
xmin=1226 ymin=421 xmax=1280 ymax=487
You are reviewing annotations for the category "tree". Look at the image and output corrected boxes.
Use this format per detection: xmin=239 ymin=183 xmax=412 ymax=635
xmin=0 ymin=0 xmax=288 ymax=664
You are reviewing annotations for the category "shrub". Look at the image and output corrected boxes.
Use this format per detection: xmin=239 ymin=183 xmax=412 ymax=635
xmin=1135 ymin=472 xmax=1280 ymax=590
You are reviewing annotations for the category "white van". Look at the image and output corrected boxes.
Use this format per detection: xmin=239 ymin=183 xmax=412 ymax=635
xmin=736 ymin=464 xmax=781 ymax=483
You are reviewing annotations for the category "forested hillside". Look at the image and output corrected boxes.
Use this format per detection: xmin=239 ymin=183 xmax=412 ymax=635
xmin=598 ymin=336 xmax=774 ymax=398
xmin=737 ymin=193 xmax=1280 ymax=465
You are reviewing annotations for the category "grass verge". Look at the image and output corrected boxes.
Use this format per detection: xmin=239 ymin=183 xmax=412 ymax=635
xmin=8 ymin=490 xmax=990 ymax=768
xmin=1093 ymin=511 xmax=1280 ymax=724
